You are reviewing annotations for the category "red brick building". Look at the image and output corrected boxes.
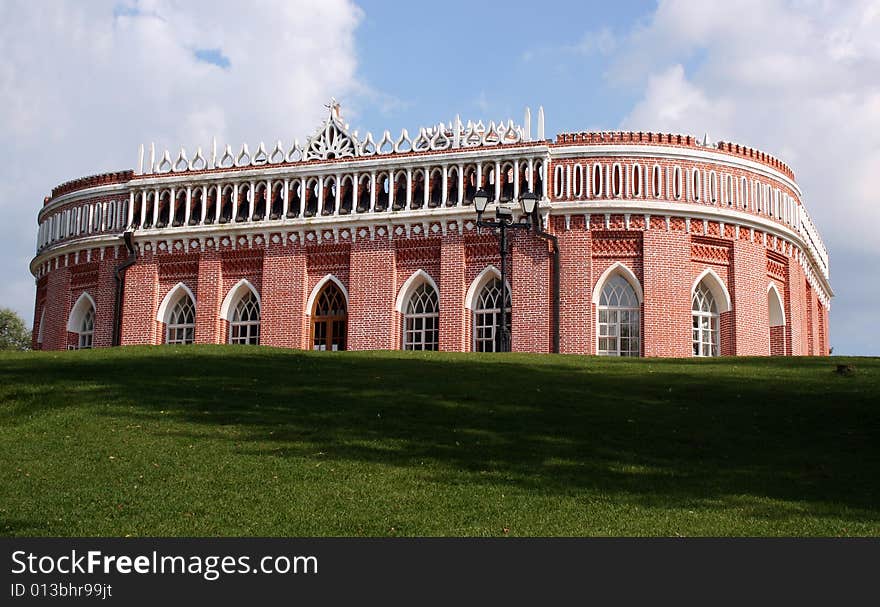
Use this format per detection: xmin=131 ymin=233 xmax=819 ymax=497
xmin=30 ymin=102 xmax=832 ymax=356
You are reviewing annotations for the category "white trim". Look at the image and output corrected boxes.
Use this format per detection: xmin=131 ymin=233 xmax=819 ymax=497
xmin=395 ymin=270 xmax=439 ymax=313
xmin=156 ymin=282 xmax=196 ymax=323
xmin=768 ymin=283 xmax=785 ymax=326
xmin=220 ymin=279 xmax=260 ymax=321
xmin=306 ymin=274 xmax=349 ymax=316
xmin=691 ymin=268 xmax=732 ymax=314
xmin=592 ymin=262 xmax=644 ymax=305
xmin=67 ymin=291 xmax=96 ymax=332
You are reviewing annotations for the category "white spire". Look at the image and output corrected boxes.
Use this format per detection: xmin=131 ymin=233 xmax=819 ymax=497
xmin=537 ymin=106 xmax=545 ymax=140
xmin=524 ymin=107 xmax=532 ymax=142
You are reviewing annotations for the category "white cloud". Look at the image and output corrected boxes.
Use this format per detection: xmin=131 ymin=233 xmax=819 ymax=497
xmin=614 ymin=0 xmax=880 ymax=353
xmin=0 ymin=0 xmax=368 ymax=324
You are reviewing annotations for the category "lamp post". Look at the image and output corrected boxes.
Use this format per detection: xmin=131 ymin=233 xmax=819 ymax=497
xmin=473 ymin=189 xmax=539 ymax=352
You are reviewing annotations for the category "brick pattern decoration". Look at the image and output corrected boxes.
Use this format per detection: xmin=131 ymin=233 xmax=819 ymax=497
xmin=34 ymin=218 xmax=831 ymax=357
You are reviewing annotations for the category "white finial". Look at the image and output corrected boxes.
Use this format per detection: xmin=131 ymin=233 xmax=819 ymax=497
xmin=137 ymin=143 xmax=144 ymax=174
xmin=149 ymin=142 xmax=155 ymax=174
xmin=524 ymin=107 xmax=532 ymax=142
xmin=537 ymin=106 xmax=545 ymax=140
xmin=211 ymin=136 xmax=217 ymax=169
xmin=453 ymin=114 xmax=461 ymax=148
xmin=702 ymin=132 xmax=711 ymax=146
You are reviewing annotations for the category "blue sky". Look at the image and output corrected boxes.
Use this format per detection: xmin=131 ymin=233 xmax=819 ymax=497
xmin=1 ymin=1 xmax=877 ymax=355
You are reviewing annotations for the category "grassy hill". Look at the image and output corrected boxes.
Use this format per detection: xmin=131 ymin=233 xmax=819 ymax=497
xmin=1 ymin=346 xmax=877 ymax=536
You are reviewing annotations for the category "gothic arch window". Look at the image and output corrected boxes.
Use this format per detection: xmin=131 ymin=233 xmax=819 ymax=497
xmin=597 ymin=274 xmax=641 ymax=357
xmin=67 ymin=292 xmax=96 ymax=349
xmin=230 ymin=291 xmax=260 ymax=345
xmin=162 ymin=288 xmax=196 ymax=345
xmin=311 ymin=280 xmax=347 ymax=351
xmin=403 ymin=282 xmax=439 ymax=351
xmin=768 ymin=284 xmax=786 ymax=356
xmin=472 ymin=276 xmax=511 ymax=352
xmin=692 ymin=282 xmax=719 ymax=357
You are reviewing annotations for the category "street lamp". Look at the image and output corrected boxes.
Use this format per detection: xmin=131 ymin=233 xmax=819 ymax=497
xmin=473 ymin=189 xmax=539 ymax=352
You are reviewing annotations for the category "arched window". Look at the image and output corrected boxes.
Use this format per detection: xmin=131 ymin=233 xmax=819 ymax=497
xmin=692 ymin=282 xmax=719 ymax=357
xmin=403 ymin=283 xmax=439 ymax=350
xmin=166 ymin=295 xmax=195 ymax=345
xmin=473 ymin=278 xmax=511 ymax=352
xmin=597 ymin=275 xmax=640 ymax=356
xmin=68 ymin=293 xmax=96 ymax=349
xmin=312 ymin=281 xmax=347 ymax=351
xmin=78 ymin=306 xmax=94 ymax=349
xmin=230 ymin=291 xmax=260 ymax=345
xmin=768 ymin=284 xmax=786 ymax=356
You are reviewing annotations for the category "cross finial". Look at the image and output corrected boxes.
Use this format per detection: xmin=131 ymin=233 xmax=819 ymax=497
xmin=326 ymin=97 xmax=341 ymax=120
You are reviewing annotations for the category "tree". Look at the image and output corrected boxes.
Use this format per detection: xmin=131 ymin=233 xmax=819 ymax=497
xmin=0 ymin=308 xmax=31 ymax=351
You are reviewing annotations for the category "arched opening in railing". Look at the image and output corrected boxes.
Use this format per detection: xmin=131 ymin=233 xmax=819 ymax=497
xmin=287 ymin=181 xmax=301 ymax=218
xmin=375 ymin=173 xmax=389 ymax=211
xmin=156 ymin=190 xmax=171 ymax=228
xmin=236 ymin=184 xmax=250 ymax=222
xmin=500 ymin=162 xmax=514 ymax=202
xmin=339 ymin=176 xmax=353 ymax=215
xmin=393 ymin=172 xmax=407 ymax=211
xmin=428 ymin=168 xmax=443 ymax=208
xmin=447 ymin=166 xmax=460 ymax=206
xmin=172 ymin=190 xmax=186 ymax=226
xmin=411 ymin=171 xmax=425 ymax=210
xmin=322 ymin=176 xmax=336 ymax=216
xmin=269 ymin=182 xmax=284 ymax=219
xmin=356 ymin=174 xmax=371 ymax=213
xmin=463 ymin=165 xmax=477 ymax=205
xmin=189 ymin=189 xmax=203 ymax=225
xmin=304 ymin=179 xmax=319 ymax=217
xmin=252 ymin=183 xmax=267 ymax=220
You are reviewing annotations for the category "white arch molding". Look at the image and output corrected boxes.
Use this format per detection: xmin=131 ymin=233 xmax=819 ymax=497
xmin=591 ymin=262 xmax=644 ymax=305
xmin=306 ymin=274 xmax=349 ymax=316
xmin=465 ymin=265 xmax=512 ymax=311
xmin=395 ymin=270 xmax=440 ymax=313
xmin=67 ymin=291 xmax=96 ymax=332
xmin=156 ymin=282 xmax=196 ymax=323
xmin=691 ymin=268 xmax=732 ymax=313
xmin=768 ymin=283 xmax=786 ymax=326
xmin=219 ymin=279 xmax=261 ymax=321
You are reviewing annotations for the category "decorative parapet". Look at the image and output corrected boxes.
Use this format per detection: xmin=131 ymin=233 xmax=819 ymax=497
xmin=133 ymin=99 xmax=545 ymax=176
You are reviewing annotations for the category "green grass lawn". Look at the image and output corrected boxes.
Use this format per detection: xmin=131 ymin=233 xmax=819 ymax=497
xmin=0 ymin=346 xmax=877 ymax=536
